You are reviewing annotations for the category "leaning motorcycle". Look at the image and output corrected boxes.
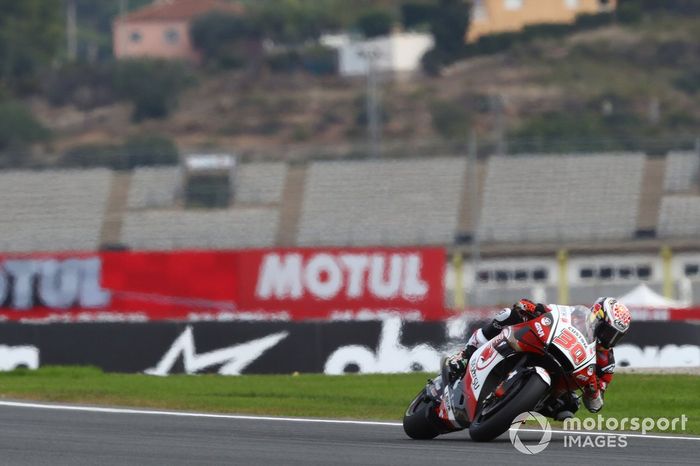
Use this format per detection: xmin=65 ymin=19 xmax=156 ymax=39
xmin=403 ymin=305 xmax=598 ymax=441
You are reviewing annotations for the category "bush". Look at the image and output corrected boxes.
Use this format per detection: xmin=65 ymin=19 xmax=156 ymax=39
xmin=673 ymin=70 xmax=700 ymax=95
xmin=574 ymin=12 xmax=614 ymax=29
xmin=190 ymin=12 xmax=256 ymax=68
xmin=521 ymin=22 xmax=577 ymax=42
xmin=470 ymin=31 xmax=519 ymax=55
xmin=0 ymin=100 xmax=49 ymax=151
xmin=112 ymin=59 xmax=194 ymax=121
xmin=616 ymin=2 xmax=644 ymax=24
xmin=61 ymin=143 xmax=121 ymax=169
xmin=123 ymin=134 xmax=179 ymax=168
xmin=421 ymin=48 xmax=449 ymax=76
xmin=430 ymin=0 xmax=470 ymax=57
xmin=356 ymin=10 xmax=393 ymax=38
xmin=266 ymin=50 xmax=302 ymax=73
xmin=617 ymin=0 xmax=700 ymax=16
xmin=44 ymin=63 xmax=117 ymax=109
xmin=420 ymin=0 xmax=470 ymax=74
xmin=401 ymin=3 xmax=436 ymax=29
xmin=60 ymin=134 xmax=179 ymax=170
xmin=300 ymin=45 xmax=337 ymax=75
xmin=430 ymin=100 xmax=471 ymax=139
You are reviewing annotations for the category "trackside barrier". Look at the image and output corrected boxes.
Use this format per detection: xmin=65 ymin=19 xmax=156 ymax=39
xmin=0 ymin=320 xmax=696 ymax=374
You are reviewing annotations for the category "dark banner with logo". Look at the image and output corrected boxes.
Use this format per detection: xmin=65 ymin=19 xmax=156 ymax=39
xmin=0 ymin=320 xmax=696 ymax=374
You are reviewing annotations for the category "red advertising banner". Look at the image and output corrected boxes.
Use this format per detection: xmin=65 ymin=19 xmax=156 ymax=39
xmin=236 ymin=247 xmax=446 ymax=320
xmin=0 ymin=248 xmax=447 ymax=323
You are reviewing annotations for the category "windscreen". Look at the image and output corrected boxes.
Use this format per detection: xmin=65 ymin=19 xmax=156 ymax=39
xmin=570 ymin=306 xmax=596 ymax=344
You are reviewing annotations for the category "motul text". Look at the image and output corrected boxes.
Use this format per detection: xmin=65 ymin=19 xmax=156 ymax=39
xmin=255 ymin=252 xmax=429 ymax=300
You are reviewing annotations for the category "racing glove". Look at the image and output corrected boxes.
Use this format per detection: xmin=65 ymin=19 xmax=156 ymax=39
xmin=512 ymin=299 xmax=549 ymax=321
xmin=445 ymin=345 xmax=477 ymax=383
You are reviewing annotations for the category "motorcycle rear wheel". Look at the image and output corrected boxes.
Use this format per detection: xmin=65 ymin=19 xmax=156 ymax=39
xmin=468 ymin=373 xmax=548 ymax=442
xmin=403 ymin=388 xmax=441 ymax=440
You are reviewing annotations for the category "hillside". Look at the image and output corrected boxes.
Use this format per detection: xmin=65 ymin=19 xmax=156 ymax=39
xmin=31 ymin=14 xmax=700 ymax=161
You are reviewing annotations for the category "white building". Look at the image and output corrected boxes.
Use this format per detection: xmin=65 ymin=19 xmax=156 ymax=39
xmin=323 ymin=32 xmax=434 ymax=77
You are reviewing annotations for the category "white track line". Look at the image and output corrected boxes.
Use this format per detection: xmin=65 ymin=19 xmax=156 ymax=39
xmin=0 ymin=401 xmax=401 ymax=427
xmin=0 ymin=400 xmax=697 ymax=441
xmin=514 ymin=428 xmax=699 ymax=441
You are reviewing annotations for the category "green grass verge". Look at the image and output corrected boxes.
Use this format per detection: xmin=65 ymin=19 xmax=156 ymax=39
xmin=0 ymin=367 xmax=697 ymax=435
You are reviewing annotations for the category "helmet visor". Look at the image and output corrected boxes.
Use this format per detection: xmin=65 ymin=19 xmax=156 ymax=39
xmin=597 ymin=320 xmax=626 ymax=348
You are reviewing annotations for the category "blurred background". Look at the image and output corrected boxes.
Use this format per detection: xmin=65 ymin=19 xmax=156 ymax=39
xmin=0 ymin=0 xmax=699 ymax=321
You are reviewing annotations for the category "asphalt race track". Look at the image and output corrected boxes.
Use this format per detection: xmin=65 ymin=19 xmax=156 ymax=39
xmin=0 ymin=401 xmax=697 ymax=466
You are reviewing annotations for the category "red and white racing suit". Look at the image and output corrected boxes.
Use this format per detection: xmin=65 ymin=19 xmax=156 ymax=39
xmin=464 ymin=299 xmax=615 ymax=413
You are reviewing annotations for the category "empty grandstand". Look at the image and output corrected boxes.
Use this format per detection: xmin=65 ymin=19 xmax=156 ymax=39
xmin=477 ymin=153 xmax=646 ymax=243
xmin=3 ymin=150 xmax=700 ymax=307
xmin=233 ymin=162 xmax=287 ymax=204
xmin=121 ymin=208 xmax=279 ymax=250
xmin=658 ymin=196 xmax=700 ymax=239
xmin=664 ymin=151 xmax=700 ymax=193
xmin=127 ymin=166 xmax=181 ymax=210
xmin=297 ymin=158 xmax=467 ymax=246
xmin=5 ymin=151 xmax=700 ymax=253
xmin=0 ymin=169 xmax=112 ymax=252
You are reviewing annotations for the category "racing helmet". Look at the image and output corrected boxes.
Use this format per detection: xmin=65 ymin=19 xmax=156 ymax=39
xmin=589 ymin=297 xmax=631 ymax=348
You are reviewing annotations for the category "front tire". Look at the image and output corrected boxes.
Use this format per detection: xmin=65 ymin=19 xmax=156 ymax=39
xmin=403 ymin=388 xmax=440 ymax=440
xmin=468 ymin=374 xmax=548 ymax=442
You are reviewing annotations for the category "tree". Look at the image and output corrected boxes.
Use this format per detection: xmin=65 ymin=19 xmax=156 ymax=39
xmin=422 ymin=0 xmax=470 ymax=74
xmin=617 ymin=0 xmax=700 ymax=15
xmin=0 ymin=100 xmax=49 ymax=151
xmin=430 ymin=0 xmax=470 ymax=56
xmin=0 ymin=0 xmax=63 ymax=92
xmin=356 ymin=9 xmax=393 ymax=38
xmin=190 ymin=11 xmax=256 ymax=68
xmin=112 ymin=59 xmax=194 ymax=121
xmin=401 ymin=2 xmax=437 ymax=29
xmin=431 ymin=99 xmax=471 ymax=138
xmin=71 ymin=0 xmax=152 ymax=62
xmin=254 ymin=0 xmax=340 ymax=44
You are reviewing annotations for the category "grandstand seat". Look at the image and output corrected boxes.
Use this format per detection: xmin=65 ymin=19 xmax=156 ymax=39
xmin=121 ymin=208 xmax=279 ymax=249
xmin=663 ymin=151 xmax=700 ymax=193
xmin=658 ymin=196 xmax=700 ymax=238
xmin=477 ymin=153 xmax=645 ymax=243
xmin=128 ymin=166 xmax=180 ymax=209
xmin=296 ymin=157 xmax=466 ymax=246
xmin=233 ymin=162 xmax=287 ymax=204
xmin=0 ymin=169 xmax=112 ymax=252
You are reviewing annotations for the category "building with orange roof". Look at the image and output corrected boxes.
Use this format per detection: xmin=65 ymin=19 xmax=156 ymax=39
xmin=468 ymin=0 xmax=617 ymax=42
xmin=113 ymin=0 xmax=244 ymax=62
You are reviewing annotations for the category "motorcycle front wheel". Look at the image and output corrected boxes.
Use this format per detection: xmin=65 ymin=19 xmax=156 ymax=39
xmin=468 ymin=373 xmax=549 ymax=442
xmin=403 ymin=388 xmax=441 ymax=440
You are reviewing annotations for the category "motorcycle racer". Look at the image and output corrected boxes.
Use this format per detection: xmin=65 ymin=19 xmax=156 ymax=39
xmin=445 ymin=297 xmax=631 ymax=418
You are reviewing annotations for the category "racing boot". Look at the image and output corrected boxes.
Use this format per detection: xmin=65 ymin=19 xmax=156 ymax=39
xmin=539 ymin=392 xmax=580 ymax=420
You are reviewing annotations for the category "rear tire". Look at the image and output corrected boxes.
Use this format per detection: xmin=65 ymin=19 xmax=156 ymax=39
xmin=403 ymin=388 xmax=440 ymax=440
xmin=468 ymin=374 xmax=548 ymax=442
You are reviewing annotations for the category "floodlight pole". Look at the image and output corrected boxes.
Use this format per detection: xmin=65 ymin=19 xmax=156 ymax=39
xmin=469 ymin=129 xmax=481 ymax=306
xmin=361 ymin=48 xmax=383 ymax=158
xmin=66 ymin=0 xmax=77 ymax=62
xmin=491 ymin=94 xmax=506 ymax=155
